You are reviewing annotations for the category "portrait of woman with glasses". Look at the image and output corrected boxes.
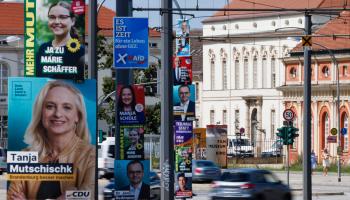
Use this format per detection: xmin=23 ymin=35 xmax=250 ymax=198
xmin=36 ymin=1 xmax=85 ymax=80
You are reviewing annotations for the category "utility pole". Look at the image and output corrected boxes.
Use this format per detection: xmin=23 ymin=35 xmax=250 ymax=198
xmin=160 ymin=0 xmax=174 ymax=199
xmin=88 ymin=1 xmax=97 ymax=199
xmin=115 ymin=1 xmax=134 ymax=160
xmin=336 ymin=50 xmax=341 ymax=183
xmin=303 ymin=13 xmax=312 ymax=200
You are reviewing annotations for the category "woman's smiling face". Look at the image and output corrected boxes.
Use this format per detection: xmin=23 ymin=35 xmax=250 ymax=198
xmin=42 ymin=86 xmax=79 ymax=136
xmin=48 ymin=5 xmax=75 ymax=38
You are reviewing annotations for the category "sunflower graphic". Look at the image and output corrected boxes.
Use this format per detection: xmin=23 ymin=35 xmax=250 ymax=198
xmin=136 ymin=143 xmax=143 ymax=150
xmin=66 ymin=38 xmax=81 ymax=53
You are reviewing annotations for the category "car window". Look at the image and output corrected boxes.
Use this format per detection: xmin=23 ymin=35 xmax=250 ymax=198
xmin=150 ymin=172 xmax=160 ymax=181
xmin=221 ymin=172 xmax=249 ymax=182
xmin=108 ymin=145 xmax=115 ymax=158
xmin=254 ymin=172 xmax=267 ymax=183
xmin=98 ymin=145 xmax=102 ymax=157
xmin=196 ymin=161 xmax=216 ymax=167
xmin=263 ymin=172 xmax=280 ymax=183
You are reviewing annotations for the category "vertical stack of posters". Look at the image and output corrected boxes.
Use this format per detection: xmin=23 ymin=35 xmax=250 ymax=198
xmin=115 ymin=85 xmax=150 ymax=200
xmin=9 ymin=1 xmax=95 ymax=199
xmin=173 ymin=18 xmax=194 ymax=199
xmin=206 ymin=125 xmax=228 ymax=168
xmin=25 ymin=0 xmax=86 ymax=80
xmin=7 ymin=77 xmax=96 ymax=199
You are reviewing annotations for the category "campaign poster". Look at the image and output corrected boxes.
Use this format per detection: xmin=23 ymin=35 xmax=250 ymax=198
xmin=120 ymin=125 xmax=144 ymax=160
xmin=114 ymin=160 xmax=150 ymax=200
xmin=117 ymin=84 xmax=145 ymax=124
xmin=175 ymin=146 xmax=192 ymax=172
xmin=173 ymin=84 xmax=196 ymax=121
xmin=7 ymin=77 xmax=96 ymax=199
xmin=173 ymin=55 xmax=192 ymax=85
xmin=174 ymin=121 xmax=193 ymax=146
xmin=175 ymin=172 xmax=192 ymax=198
xmin=113 ymin=17 xmax=149 ymax=69
xmin=175 ymin=19 xmax=190 ymax=57
xmin=206 ymin=125 xmax=228 ymax=168
xmin=25 ymin=0 xmax=86 ymax=80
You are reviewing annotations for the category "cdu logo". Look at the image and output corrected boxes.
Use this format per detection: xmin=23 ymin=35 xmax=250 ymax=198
xmin=66 ymin=190 xmax=91 ymax=200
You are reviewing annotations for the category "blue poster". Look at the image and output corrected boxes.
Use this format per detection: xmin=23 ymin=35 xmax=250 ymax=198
xmin=114 ymin=160 xmax=150 ymax=190
xmin=114 ymin=17 xmax=149 ymax=69
xmin=173 ymin=84 xmax=196 ymax=121
xmin=8 ymin=77 xmax=97 ymax=150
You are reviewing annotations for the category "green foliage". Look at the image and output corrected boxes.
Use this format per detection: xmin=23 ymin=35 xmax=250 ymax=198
xmin=145 ymin=103 xmax=161 ymax=134
xmin=97 ymin=35 xmax=113 ymax=70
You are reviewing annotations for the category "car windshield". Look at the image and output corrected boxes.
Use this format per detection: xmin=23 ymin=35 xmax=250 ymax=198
xmin=196 ymin=161 xmax=216 ymax=167
xmin=233 ymin=139 xmax=250 ymax=146
xmin=220 ymin=172 xmax=249 ymax=182
xmin=150 ymin=171 xmax=160 ymax=181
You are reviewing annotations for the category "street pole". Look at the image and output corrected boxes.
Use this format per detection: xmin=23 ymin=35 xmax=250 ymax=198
xmin=115 ymin=1 xmax=134 ymax=161
xmin=88 ymin=1 xmax=97 ymax=199
xmin=287 ymin=144 xmax=290 ymax=187
xmin=336 ymin=54 xmax=341 ymax=182
xmin=303 ymin=13 xmax=312 ymax=200
xmin=160 ymin=0 xmax=174 ymax=199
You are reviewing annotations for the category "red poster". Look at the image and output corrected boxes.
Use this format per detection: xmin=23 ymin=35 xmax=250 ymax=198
xmin=173 ymin=56 xmax=193 ymax=85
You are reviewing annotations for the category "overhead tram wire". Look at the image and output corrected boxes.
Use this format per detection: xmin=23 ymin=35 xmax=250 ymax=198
xmin=133 ymin=7 xmax=350 ymax=12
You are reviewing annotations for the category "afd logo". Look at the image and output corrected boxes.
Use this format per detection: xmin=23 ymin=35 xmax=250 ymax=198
xmin=66 ymin=190 xmax=91 ymax=200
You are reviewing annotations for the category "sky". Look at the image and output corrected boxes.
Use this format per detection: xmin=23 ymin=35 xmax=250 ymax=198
xmin=99 ymin=0 xmax=230 ymax=29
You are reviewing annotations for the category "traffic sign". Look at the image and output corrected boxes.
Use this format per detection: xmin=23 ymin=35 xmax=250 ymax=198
xmin=327 ymin=135 xmax=337 ymax=143
xmin=341 ymin=128 xmax=347 ymax=136
xmin=283 ymin=109 xmax=295 ymax=121
xmin=240 ymin=127 xmax=245 ymax=134
xmin=330 ymin=128 xmax=337 ymax=136
xmin=302 ymin=36 xmax=312 ymax=46
xmin=113 ymin=17 xmax=149 ymax=69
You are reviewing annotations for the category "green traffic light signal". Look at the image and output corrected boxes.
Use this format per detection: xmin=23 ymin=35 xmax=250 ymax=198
xmin=286 ymin=126 xmax=299 ymax=145
xmin=276 ymin=126 xmax=288 ymax=145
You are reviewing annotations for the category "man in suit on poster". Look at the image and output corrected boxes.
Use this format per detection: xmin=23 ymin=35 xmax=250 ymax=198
xmin=121 ymin=160 xmax=150 ymax=200
xmin=174 ymin=85 xmax=195 ymax=121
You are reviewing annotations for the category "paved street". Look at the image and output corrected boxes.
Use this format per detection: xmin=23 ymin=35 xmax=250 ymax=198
xmin=1 ymin=171 xmax=349 ymax=199
xmin=191 ymin=171 xmax=350 ymax=200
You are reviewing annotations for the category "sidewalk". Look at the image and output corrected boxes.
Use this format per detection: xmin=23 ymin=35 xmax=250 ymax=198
xmin=273 ymin=171 xmax=350 ymax=196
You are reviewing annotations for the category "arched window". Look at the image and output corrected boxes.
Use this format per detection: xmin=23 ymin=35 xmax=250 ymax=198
xmin=324 ymin=113 xmax=329 ymax=148
xmin=210 ymin=110 xmax=215 ymax=125
xmin=253 ymin=57 xmax=257 ymax=88
xmin=271 ymin=57 xmax=275 ymax=88
xmin=235 ymin=59 xmax=240 ymax=89
xmin=222 ymin=58 xmax=227 ymax=89
xmin=290 ymin=67 xmax=297 ymax=78
xmin=210 ymin=59 xmax=215 ymax=90
xmin=322 ymin=66 xmax=329 ymax=78
xmin=244 ymin=58 xmax=248 ymax=88
xmin=0 ymin=62 xmax=8 ymax=94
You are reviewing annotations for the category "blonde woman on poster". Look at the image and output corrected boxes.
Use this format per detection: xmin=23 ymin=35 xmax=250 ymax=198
xmin=7 ymin=81 xmax=95 ymax=200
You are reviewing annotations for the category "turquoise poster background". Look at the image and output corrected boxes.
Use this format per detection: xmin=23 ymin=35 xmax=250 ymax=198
xmin=8 ymin=77 xmax=96 ymax=150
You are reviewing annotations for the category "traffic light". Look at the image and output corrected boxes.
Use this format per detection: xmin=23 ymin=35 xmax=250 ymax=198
xmin=286 ymin=126 xmax=299 ymax=145
xmin=276 ymin=127 xmax=287 ymax=145
xmin=99 ymin=130 xmax=107 ymax=143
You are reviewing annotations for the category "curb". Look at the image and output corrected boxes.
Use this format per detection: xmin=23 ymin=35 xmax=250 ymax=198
xmin=292 ymin=189 xmax=345 ymax=196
